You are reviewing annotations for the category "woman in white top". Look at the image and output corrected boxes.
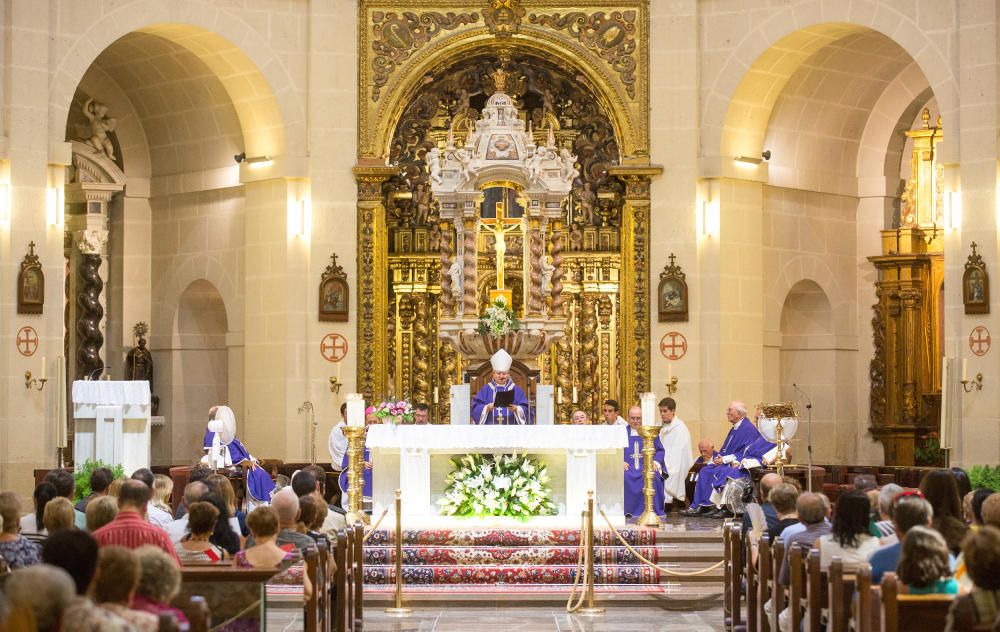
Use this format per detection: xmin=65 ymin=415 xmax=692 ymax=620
xmin=19 ymin=482 xmax=57 ymax=544
xmin=816 ymin=490 xmax=881 ymax=569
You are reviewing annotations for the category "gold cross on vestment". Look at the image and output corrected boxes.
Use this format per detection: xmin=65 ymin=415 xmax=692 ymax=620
xmin=480 ymin=196 xmax=522 ymax=291
xmin=632 ymin=441 xmax=641 ymax=470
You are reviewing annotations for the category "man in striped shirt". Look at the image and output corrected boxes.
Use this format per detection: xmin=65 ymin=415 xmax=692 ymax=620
xmin=92 ymin=479 xmax=180 ymax=564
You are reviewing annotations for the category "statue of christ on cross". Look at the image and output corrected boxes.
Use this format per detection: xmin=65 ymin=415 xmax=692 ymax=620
xmin=480 ymin=194 xmax=522 ymax=295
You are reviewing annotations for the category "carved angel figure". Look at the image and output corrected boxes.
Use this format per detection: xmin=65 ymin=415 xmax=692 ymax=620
xmin=452 ymin=148 xmax=475 ymax=185
xmin=540 ymin=254 xmax=556 ymax=298
xmin=448 ymin=257 xmax=464 ymax=302
xmin=575 ymin=181 xmax=597 ymax=225
xmin=559 ymin=147 xmax=578 ymax=183
xmin=413 ymin=183 xmax=432 ymax=226
xmin=526 ymin=146 xmax=547 ymax=183
xmin=426 ymin=148 xmax=443 ymax=185
xmin=83 ymin=98 xmax=118 ymax=161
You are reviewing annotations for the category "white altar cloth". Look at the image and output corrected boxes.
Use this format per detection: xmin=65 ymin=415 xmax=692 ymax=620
xmin=366 ymin=425 xmax=626 ymax=523
xmin=72 ymin=380 xmax=151 ymax=473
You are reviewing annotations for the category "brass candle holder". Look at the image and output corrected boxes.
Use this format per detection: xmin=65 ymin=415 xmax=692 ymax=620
xmin=24 ymin=370 xmax=48 ymax=391
xmin=635 ymin=425 xmax=662 ymax=528
xmin=342 ymin=425 xmax=370 ymax=525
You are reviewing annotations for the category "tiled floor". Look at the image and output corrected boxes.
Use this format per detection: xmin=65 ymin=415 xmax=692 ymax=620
xmin=266 ymin=600 xmax=724 ymax=631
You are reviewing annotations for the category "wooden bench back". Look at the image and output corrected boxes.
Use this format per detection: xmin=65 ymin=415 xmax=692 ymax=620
xmin=177 ymin=565 xmax=278 ymax=629
xmin=757 ymin=536 xmax=772 ymax=632
xmin=788 ymin=545 xmax=807 ymax=632
xmin=771 ymin=540 xmax=786 ymax=632
xmin=880 ymin=572 xmax=954 ymax=632
xmin=827 ymin=557 xmax=857 ymax=632
xmin=353 ymin=523 xmax=365 ymax=629
xmin=304 ymin=547 xmax=320 ymax=632
xmin=806 ymin=548 xmax=827 ymax=632
xmin=746 ymin=533 xmax=759 ymax=632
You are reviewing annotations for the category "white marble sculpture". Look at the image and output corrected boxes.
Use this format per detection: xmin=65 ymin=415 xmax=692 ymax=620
xmin=83 ymin=98 xmax=118 ymax=161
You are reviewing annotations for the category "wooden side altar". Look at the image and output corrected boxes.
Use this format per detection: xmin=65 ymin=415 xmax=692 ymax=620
xmin=366 ymin=425 xmax=626 ymax=524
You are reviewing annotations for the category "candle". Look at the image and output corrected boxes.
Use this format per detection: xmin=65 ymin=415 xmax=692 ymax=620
xmin=572 ymin=386 xmax=578 ymax=403
xmin=557 ymin=387 xmax=563 ymax=404
xmin=433 ymin=387 xmax=439 ymax=404
xmin=346 ymin=393 xmax=365 ymax=427
xmin=962 ymin=359 xmax=968 ymax=382
xmin=641 ymin=392 xmax=658 ymax=427
xmin=668 ymin=363 xmax=672 ymax=381
xmin=40 ymin=357 xmax=46 ymax=380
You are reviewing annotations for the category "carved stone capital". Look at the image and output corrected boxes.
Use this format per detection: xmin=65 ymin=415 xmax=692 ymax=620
xmin=353 ymin=165 xmax=397 ymax=201
xmin=608 ymin=165 xmax=662 ymax=199
xmin=73 ymin=229 xmax=109 ymax=256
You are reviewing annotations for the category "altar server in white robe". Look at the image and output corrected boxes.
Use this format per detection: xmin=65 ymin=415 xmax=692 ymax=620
xmin=657 ymin=397 xmax=693 ymax=512
xmin=328 ymin=402 xmax=348 ymax=472
xmin=601 ymin=399 xmax=628 ymax=425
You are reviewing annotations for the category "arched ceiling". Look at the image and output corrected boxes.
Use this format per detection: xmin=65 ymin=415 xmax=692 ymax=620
xmin=69 ymin=32 xmax=244 ymax=178
xmin=763 ymin=30 xmax=926 ymax=193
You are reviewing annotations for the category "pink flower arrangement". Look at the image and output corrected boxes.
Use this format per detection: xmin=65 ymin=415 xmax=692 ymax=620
xmin=373 ymin=398 xmax=415 ymax=424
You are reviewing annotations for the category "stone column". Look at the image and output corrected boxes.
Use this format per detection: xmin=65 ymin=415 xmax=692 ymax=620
xmin=67 ymin=228 xmax=109 ymax=380
xmin=527 ymin=217 xmax=544 ymax=316
xmin=897 ymin=288 xmax=923 ymax=425
xmin=461 ymin=216 xmax=478 ymax=318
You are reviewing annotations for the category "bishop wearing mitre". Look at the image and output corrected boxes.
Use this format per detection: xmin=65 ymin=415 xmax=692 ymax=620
xmin=471 ymin=349 xmax=531 ymax=424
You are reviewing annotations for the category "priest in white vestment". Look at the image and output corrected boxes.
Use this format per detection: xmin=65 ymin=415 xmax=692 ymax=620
xmin=328 ymin=402 xmax=348 ymax=472
xmin=657 ymin=397 xmax=693 ymax=512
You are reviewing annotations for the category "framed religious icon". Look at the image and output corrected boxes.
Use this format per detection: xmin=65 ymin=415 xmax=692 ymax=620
xmin=17 ymin=241 xmax=43 ymax=315
xmin=658 ymin=252 xmax=688 ymax=322
xmin=319 ymin=252 xmax=349 ymax=322
xmin=963 ymin=242 xmax=990 ymax=315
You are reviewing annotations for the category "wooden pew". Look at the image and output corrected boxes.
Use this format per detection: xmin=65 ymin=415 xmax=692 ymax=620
xmin=770 ymin=540 xmax=786 ymax=632
xmin=725 ymin=523 xmax=745 ymax=632
xmin=880 ymin=572 xmax=954 ymax=632
xmin=756 ymin=536 xmax=772 ymax=632
xmin=334 ymin=530 xmax=349 ymax=632
xmin=173 ymin=594 xmax=211 ymax=632
xmin=805 ymin=549 xmax=826 ymax=632
xmin=853 ymin=563 xmax=877 ymax=632
xmin=177 ymin=565 xmax=280 ymax=629
xmin=353 ymin=522 xmax=365 ymax=630
xmin=746 ymin=534 xmax=759 ymax=632
xmin=788 ymin=545 xmax=807 ymax=632
xmin=724 ymin=523 xmax=733 ymax=629
xmin=304 ymin=547 xmax=320 ymax=632
xmin=827 ymin=557 xmax=856 ymax=632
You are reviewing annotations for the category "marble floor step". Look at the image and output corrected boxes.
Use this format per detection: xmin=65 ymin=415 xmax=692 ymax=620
xmin=364 ymin=564 xmax=661 ymax=585
xmin=364 ymin=545 xmax=661 ymax=566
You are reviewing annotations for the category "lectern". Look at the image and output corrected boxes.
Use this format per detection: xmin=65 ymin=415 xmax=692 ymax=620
xmin=72 ymin=380 xmax=151 ymax=473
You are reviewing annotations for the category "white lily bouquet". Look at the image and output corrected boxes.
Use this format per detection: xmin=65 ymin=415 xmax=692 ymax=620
xmin=438 ymin=453 xmax=556 ymax=518
xmin=477 ymin=296 xmax=520 ymax=337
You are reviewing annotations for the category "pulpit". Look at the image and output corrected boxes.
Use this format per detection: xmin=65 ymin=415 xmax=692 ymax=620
xmin=72 ymin=380 xmax=151 ymax=473
xmin=366 ymin=424 xmax=626 ymax=524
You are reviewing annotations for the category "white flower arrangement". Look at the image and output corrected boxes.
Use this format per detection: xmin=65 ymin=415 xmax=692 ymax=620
xmin=437 ymin=453 xmax=556 ymax=518
xmin=477 ymin=296 xmax=520 ymax=337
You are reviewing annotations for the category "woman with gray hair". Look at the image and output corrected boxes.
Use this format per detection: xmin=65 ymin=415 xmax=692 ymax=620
xmin=132 ymin=545 xmax=189 ymax=626
xmin=3 ymin=564 xmax=76 ymax=631
xmin=874 ymin=483 xmax=903 ymax=540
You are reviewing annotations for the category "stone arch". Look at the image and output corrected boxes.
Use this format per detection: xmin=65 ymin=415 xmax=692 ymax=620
xmin=370 ymin=31 xmax=639 ymax=160
xmin=766 ymin=255 xmax=842 ymax=337
xmin=779 ymin=279 xmax=834 ymax=340
xmin=704 ymin=0 xmax=956 ymax=164
xmin=49 ymin=1 xmax=303 ymax=158
xmin=152 ymin=254 xmax=241 ymax=351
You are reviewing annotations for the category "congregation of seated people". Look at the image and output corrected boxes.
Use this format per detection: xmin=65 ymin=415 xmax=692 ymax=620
xmin=727 ymin=465 xmax=1000 ymax=632
xmin=0 ymin=463 xmax=347 ymax=630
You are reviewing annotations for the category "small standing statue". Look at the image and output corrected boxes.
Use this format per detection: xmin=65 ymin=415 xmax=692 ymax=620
xmin=126 ymin=322 xmax=158 ymax=415
xmin=83 ymin=98 xmax=118 ymax=161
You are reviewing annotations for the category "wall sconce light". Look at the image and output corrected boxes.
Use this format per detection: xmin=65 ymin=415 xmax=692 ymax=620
xmin=734 ymin=151 xmax=770 ymax=167
xmin=25 ymin=357 xmax=48 ymax=390
xmin=944 ymin=191 xmax=962 ymax=230
xmin=699 ymin=199 xmax=719 ymax=237
xmin=961 ymin=359 xmax=983 ymax=392
xmin=234 ymin=153 xmax=273 ymax=169
xmin=329 ymin=376 xmax=342 ymax=394
xmin=288 ymin=198 xmax=310 ymax=237
xmin=47 ymin=186 xmax=64 ymax=226
xmin=0 ymin=183 xmax=9 ymax=225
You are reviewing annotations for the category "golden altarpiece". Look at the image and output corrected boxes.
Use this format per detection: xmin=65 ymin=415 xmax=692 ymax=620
xmin=868 ymin=109 xmax=946 ymax=465
xmin=352 ymin=0 xmax=660 ymax=423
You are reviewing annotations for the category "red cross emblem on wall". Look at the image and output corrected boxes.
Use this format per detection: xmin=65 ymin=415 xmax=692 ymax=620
xmin=16 ymin=326 xmax=38 ymax=357
xmin=320 ymin=333 xmax=349 ymax=363
xmin=969 ymin=326 xmax=991 ymax=357
xmin=659 ymin=332 xmax=688 ymax=360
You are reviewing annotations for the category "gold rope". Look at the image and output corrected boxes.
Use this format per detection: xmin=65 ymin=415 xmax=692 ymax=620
xmin=362 ymin=508 xmax=390 ymax=543
xmin=208 ymin=599 xmax=261 ymax=631
xmin=598 ymin=508 xmax=724 ymax=577
xmin=565 ymin=509 xmax=589 ymax=613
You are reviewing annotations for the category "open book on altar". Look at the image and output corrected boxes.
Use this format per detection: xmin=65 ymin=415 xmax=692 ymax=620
xmin=492 ymin=389 xmax=515 ymax=408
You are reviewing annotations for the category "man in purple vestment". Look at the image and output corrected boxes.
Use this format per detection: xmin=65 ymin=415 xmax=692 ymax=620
xmin=202 ymin=405 xmax=276 ymax=506
xmin=623 ymin=405 xmax=667 ymax=519
xmin=681 ymin=401 xmax=774 ymax=518
xmin=470 ymin=349 xmax=531 ymax=425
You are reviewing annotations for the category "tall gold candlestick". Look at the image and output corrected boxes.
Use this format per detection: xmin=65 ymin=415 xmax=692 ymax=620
xmin=342 ymin=425 xmax=370 ymax=525
xmin=635 ymin=426 xmax=662 ymax=528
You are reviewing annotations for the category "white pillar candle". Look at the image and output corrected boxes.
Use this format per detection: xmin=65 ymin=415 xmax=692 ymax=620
xmin=641 ymin=392 xmax=658 ymax=427
xmin=346 ymin=393 xmax=366 ymax=427
xmin=40 ymin=357 xmax=46 ymax=380
xmin=557 ymin=387 xmax=563 ymax=404
xmin=962 ymin=359 xmax=968 ymax=381
xmin=433 ymin=387 xmax=439 ymax=404
xmin=572 ymin=386 xmax=578 ymax=403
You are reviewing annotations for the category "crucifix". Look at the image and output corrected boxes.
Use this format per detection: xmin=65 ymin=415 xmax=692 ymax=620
xmin=480 ymin=194 xmax=522 ymax=292
xmin=632 ymin=441 xmax=641 ymax=470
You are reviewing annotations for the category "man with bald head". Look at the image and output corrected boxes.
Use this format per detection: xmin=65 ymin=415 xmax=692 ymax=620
xmin=695 ymin=439 xmax=718 ymax=464
xmin=570 ymin=410 xmax=591 ymax=425
xmin=270 ymin=488 xmax=315 ymax=553
xmin=623 ymin=405 xmax=667 ymax=519
xmin=682 ymin=400 xmax=774 ymax=517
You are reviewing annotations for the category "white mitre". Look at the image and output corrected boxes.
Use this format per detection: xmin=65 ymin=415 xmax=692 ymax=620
xmin=490 ymin=348 xmax=513 ymax=372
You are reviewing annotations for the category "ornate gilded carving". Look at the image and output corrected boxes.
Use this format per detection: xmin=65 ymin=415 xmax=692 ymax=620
xmin=528 ymin=220 xmax=544 ymax=315
xmin=555 ymin=318 xmax=574 ymax=422
xmin=528 ymin=10 xmax=638 ymax=98
xmin=484 ymin=0 xmax=525 ymax=37
xmin=869 ymin=287 xmax=886 ymax=428
xmin=439 ymin=221 xmax=455 ymax=317
xmin=412 ymin=296 xmax=432 ymax=405
xmin=370 ymin=10 xmax=479 ymax=102
xmin=549 ymin=222 xmax=566 ymax=316
xmin=580 ymin=295 xmax=599 ymax=417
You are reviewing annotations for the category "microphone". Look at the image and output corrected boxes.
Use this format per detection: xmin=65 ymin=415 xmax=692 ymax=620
xmin=792 ymin=382 xmax=814 ymax=492
xmin=792 ymin=383 xmax=812 ymax=410
xmin=88 ymin=365 xmax=111 ymax=380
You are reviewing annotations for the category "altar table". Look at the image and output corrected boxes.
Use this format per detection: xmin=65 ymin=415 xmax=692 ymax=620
xmin=366 ymin=425 xmax=626 ymax=523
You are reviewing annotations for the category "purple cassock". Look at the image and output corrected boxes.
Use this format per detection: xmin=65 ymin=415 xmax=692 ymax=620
xmin=338 ymin=445 xmax=372 ymax=498
xmin=202 ymin=430 xmax=276 ymax=503
xmin=689 ymin=418 xmax=775 ymax=509
xmin=624 ymin=426 xmax=666 ymax=518
xmin=471 ymin=380 xmax=531 ymax=425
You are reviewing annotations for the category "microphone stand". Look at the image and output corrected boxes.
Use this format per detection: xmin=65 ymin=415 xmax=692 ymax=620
xmin=792 ymin=383 xmax=814 ymax=492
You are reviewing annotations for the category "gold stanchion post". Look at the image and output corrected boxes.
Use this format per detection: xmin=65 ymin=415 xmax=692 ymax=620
xmin=635 ymin=426 xmax=663 ymax=528
xmin=385 ymin=489 xmax=411 ymax=615
xmin=342 ymin=425 xmax=370 ymax=526
xmin=576 ymin=490 xmax=605 ymax=616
